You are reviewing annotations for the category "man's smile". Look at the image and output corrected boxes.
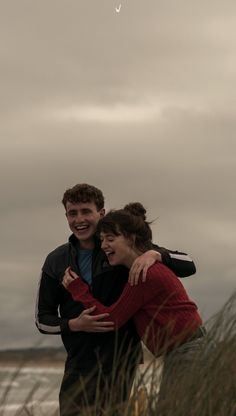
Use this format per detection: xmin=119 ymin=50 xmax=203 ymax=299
xmin=74 ymin=224 xmax=90 ymax=231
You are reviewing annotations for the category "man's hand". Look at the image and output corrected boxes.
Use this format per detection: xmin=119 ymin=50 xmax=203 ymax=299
xmin=68 ymin=306 xmax=115 ymax=332
xmin=62 ymin=267 xmax=79 ymax=289
xmin=128 ymin=250 xmax=162 ymax=286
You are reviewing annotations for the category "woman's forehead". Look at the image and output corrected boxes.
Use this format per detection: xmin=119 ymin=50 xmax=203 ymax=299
xmin=100 ymin=230 xmax=123 ymax=239
xmin=100 ymin=231 xmax=115 ymax=237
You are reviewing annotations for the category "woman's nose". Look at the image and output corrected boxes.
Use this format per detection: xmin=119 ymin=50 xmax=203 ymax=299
xmin=101 ymin=240 xmax=107 ymax=250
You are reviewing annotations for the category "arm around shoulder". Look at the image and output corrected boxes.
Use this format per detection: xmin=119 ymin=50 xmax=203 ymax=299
xmin=153 ymin=245 xmax=196 ymax=277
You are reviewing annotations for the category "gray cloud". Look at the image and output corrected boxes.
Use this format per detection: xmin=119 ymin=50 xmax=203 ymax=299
xmin=0 ymin=0 xmax=235 ymax=349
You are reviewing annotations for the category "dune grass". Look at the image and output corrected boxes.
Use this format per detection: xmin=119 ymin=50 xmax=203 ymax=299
xmin=1 ymin=291 xmax=235 ymax=415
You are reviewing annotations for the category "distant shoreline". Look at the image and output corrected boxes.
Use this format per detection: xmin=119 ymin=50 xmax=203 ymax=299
xmin=0 ymin=345 xmax=155 ymax=369
xmin=0 ymin=347 xmax=66 ymax=369
xmin=0 ymin=360 xmax=64 ymax=368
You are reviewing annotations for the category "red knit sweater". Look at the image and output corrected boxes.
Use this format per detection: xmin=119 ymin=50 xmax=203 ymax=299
xmin=68 ymin=262 xmax=202 ymax=356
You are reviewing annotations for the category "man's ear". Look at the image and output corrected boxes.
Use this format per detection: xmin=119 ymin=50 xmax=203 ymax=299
xmin=99 ymin=208 xmax=105 ymax=218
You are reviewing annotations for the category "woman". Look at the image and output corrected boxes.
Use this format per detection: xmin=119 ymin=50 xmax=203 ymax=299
xmin=63 ymin=203 xmax=206 ymax=401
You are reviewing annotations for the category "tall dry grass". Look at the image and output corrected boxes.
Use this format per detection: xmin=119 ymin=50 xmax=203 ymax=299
xmin=1 ymin=291 xmax=235 ymax=415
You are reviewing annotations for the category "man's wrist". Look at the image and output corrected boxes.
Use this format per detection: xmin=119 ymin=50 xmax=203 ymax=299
xmin=68 ymin=318 xmax=79 ymax=332
xmin=60 ymin=318 xmax=73 ymax=334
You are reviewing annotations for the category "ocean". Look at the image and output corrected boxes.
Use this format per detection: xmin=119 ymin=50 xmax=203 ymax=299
xmin=0 ymin=366 xmax=63 ymax=415
xmin=0 ymin=361 xmax=162 ymax=415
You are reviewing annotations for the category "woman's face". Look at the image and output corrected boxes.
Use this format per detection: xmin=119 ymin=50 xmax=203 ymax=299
xmin=100 ymin=231 xmax=135 ymax=267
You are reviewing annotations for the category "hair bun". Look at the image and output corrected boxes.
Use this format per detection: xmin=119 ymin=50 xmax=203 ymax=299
xmin=124 ymin=202 xmax=147 ymax=221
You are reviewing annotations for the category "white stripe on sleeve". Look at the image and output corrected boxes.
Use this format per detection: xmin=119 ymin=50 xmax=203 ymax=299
xmin=169 ymin=253 xmax=193 ymax=262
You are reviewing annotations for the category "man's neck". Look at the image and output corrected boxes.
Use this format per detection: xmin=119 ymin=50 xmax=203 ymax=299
xmin=79 ymin=239 xmax=95 ymax=250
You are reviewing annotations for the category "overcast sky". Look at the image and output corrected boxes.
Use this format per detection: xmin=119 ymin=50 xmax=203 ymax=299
xmin=0 ymin=0 xmax=235 ymax=350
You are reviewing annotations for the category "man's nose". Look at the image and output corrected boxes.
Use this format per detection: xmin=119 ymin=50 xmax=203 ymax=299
xmin=75 ymin=212 xmax=84 ymax=222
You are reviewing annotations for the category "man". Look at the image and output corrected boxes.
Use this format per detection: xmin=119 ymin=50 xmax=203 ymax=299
xmin=35 ymin=183 xmax=196 ymax=415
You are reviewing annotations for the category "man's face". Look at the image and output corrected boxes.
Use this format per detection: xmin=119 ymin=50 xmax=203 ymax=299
xmin=65 ymin=201 xmax=105 ymax=247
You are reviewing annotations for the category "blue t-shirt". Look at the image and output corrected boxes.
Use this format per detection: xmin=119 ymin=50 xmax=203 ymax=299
xmin=77 ymin=249 xmax=93 ymax=285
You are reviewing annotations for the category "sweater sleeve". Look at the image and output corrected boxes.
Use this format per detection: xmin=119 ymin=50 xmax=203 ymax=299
xmin=67 ymin=271 xmax=160 ymax=329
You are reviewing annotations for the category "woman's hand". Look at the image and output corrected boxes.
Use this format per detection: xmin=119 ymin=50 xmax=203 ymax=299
xmin=62 ymin=267 xmax=79 ymax=289
xmin=128 ymin=250 xmax=162 ymax=285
